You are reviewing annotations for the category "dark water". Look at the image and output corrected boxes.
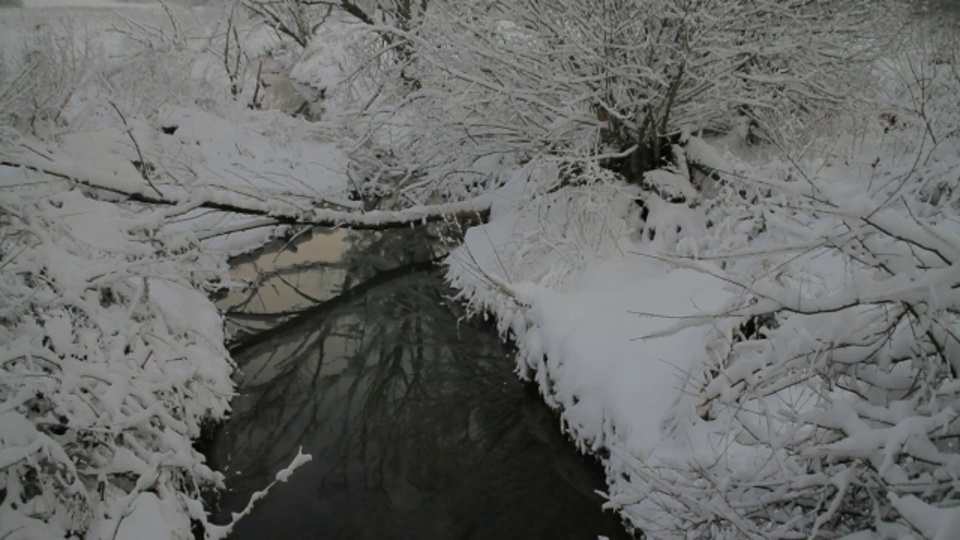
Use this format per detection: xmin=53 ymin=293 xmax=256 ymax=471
xmin=207 ymin=229 xmax=630 ymax=540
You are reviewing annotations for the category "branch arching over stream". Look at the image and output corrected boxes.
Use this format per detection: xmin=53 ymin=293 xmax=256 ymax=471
xmin=1 ymin=156 xmax=492 ymax=231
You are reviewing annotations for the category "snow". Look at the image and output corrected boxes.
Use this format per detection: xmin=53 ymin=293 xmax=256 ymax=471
xmin=525 ymin=264 xmax=730 ymax=454
xmin=889 ymin=494 xmax=960 ymax=540
xmin=0 ymin=184 xmax=237 ymax=540
xmin=289 ymin=13 xmax=362 ymax=96
xmin=115 ymin=493 xmax=176 ymax=540
xmin=274 ymin=448 xmax=312 ymax=482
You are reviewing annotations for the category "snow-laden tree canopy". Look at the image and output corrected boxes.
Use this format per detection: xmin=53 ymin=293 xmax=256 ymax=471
xmin=330 ymin=0 xmax=886 ymax=204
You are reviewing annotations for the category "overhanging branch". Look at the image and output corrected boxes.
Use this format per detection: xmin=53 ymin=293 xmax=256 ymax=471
xmin=1 ymin=159 xmax=491 ymax=231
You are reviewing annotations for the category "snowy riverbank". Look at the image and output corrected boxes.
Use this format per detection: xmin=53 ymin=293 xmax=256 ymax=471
xmin=0 ymin=6 xmax=346 ymax=537
xmin=447 ymin=124 xmax=960 ymax=537
xmin=0 ymin=140 xmax=323 ymax=539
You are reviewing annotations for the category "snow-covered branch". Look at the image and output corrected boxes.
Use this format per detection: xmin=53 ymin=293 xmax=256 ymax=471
xmin=1 ymin=144 xmax=491 ymax=231
xmin=0 ymin=187 xmax=234 ymax=539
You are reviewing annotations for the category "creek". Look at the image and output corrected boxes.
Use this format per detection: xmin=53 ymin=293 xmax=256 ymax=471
xmin=205 ymin=228 xmax=630 ymax=539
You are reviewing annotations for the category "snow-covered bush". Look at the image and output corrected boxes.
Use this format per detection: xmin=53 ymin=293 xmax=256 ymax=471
xmin=0 ymin=6 xmax=351 ymax=538
xmin=0 ymin=4 xmax=300 ymax=144
xmin=450 ymin=158 xmax=640 ymax=300
xmin=241 ymin=0 xmax=330 ymax=48
xmin=0 ymin=18 xmax=100 ymax=139
xmin=616 ymin=156 xmax=960 ymax=536
xmin=0 ymin=186 xmax=234 ymax=539
xmin=332 ymin=0 xmax=891 ymax=210
xmin=875 ymin=16 xmax=960 ymax=160
xmin=608 ymin=20 xmax=960 ymax=536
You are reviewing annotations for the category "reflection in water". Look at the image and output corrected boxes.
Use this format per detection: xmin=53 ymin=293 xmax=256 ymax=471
xmin=209 ymin=261 xmax=629 ymax=539
xmin=218 ymin=227 xmax=445 ymax=340
xmin=219 ymin=230 xmax=348 ymax=316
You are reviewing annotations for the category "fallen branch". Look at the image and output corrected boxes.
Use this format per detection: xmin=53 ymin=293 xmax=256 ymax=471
xmin=0 ymin=157 xmax=492 ymax=231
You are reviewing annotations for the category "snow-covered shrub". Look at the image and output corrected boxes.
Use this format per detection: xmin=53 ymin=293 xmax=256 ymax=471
xmin=241 ymin=0 xmax=328 ymax=48
xmin=452 ymin=158 xmax=640 ymax=295
xmin=0 ymin=6 xmax=356 ymax=540
xmin=875 ymin=16 xmax=960 ymax=163
xmin=0 ymin=186 xmax=234 ymax=539
xmin=333 ymin=0 xmax=893 ymax=211
xmin=617 ymin=166 xmax=959 ymax=537
xmin=610 ymin=24 xmax=960 ymax=536
xmin=97 ymin=7 xmax=266 ymax=127
xmin=0 ymin=5 xmax=286 ymax=143
xmin=0 ymin=17 xmax=100 ymax=139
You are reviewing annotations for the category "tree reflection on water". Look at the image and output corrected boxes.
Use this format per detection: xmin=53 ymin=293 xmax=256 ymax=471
xmin=208 ymin=230 xmax=628 ymax=539
xmin=219 ymin=227 xmax=445 ymax=340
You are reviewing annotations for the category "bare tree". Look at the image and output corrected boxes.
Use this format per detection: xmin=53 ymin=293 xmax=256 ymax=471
xmin=240 ymin=0 xmax=430 ymax=48
xmin=332 ymin=0 xmax=886 ymax=211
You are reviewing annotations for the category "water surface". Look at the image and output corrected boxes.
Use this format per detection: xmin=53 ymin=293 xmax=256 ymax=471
xmin=208 ymin=230 xmax=629 ymax=539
